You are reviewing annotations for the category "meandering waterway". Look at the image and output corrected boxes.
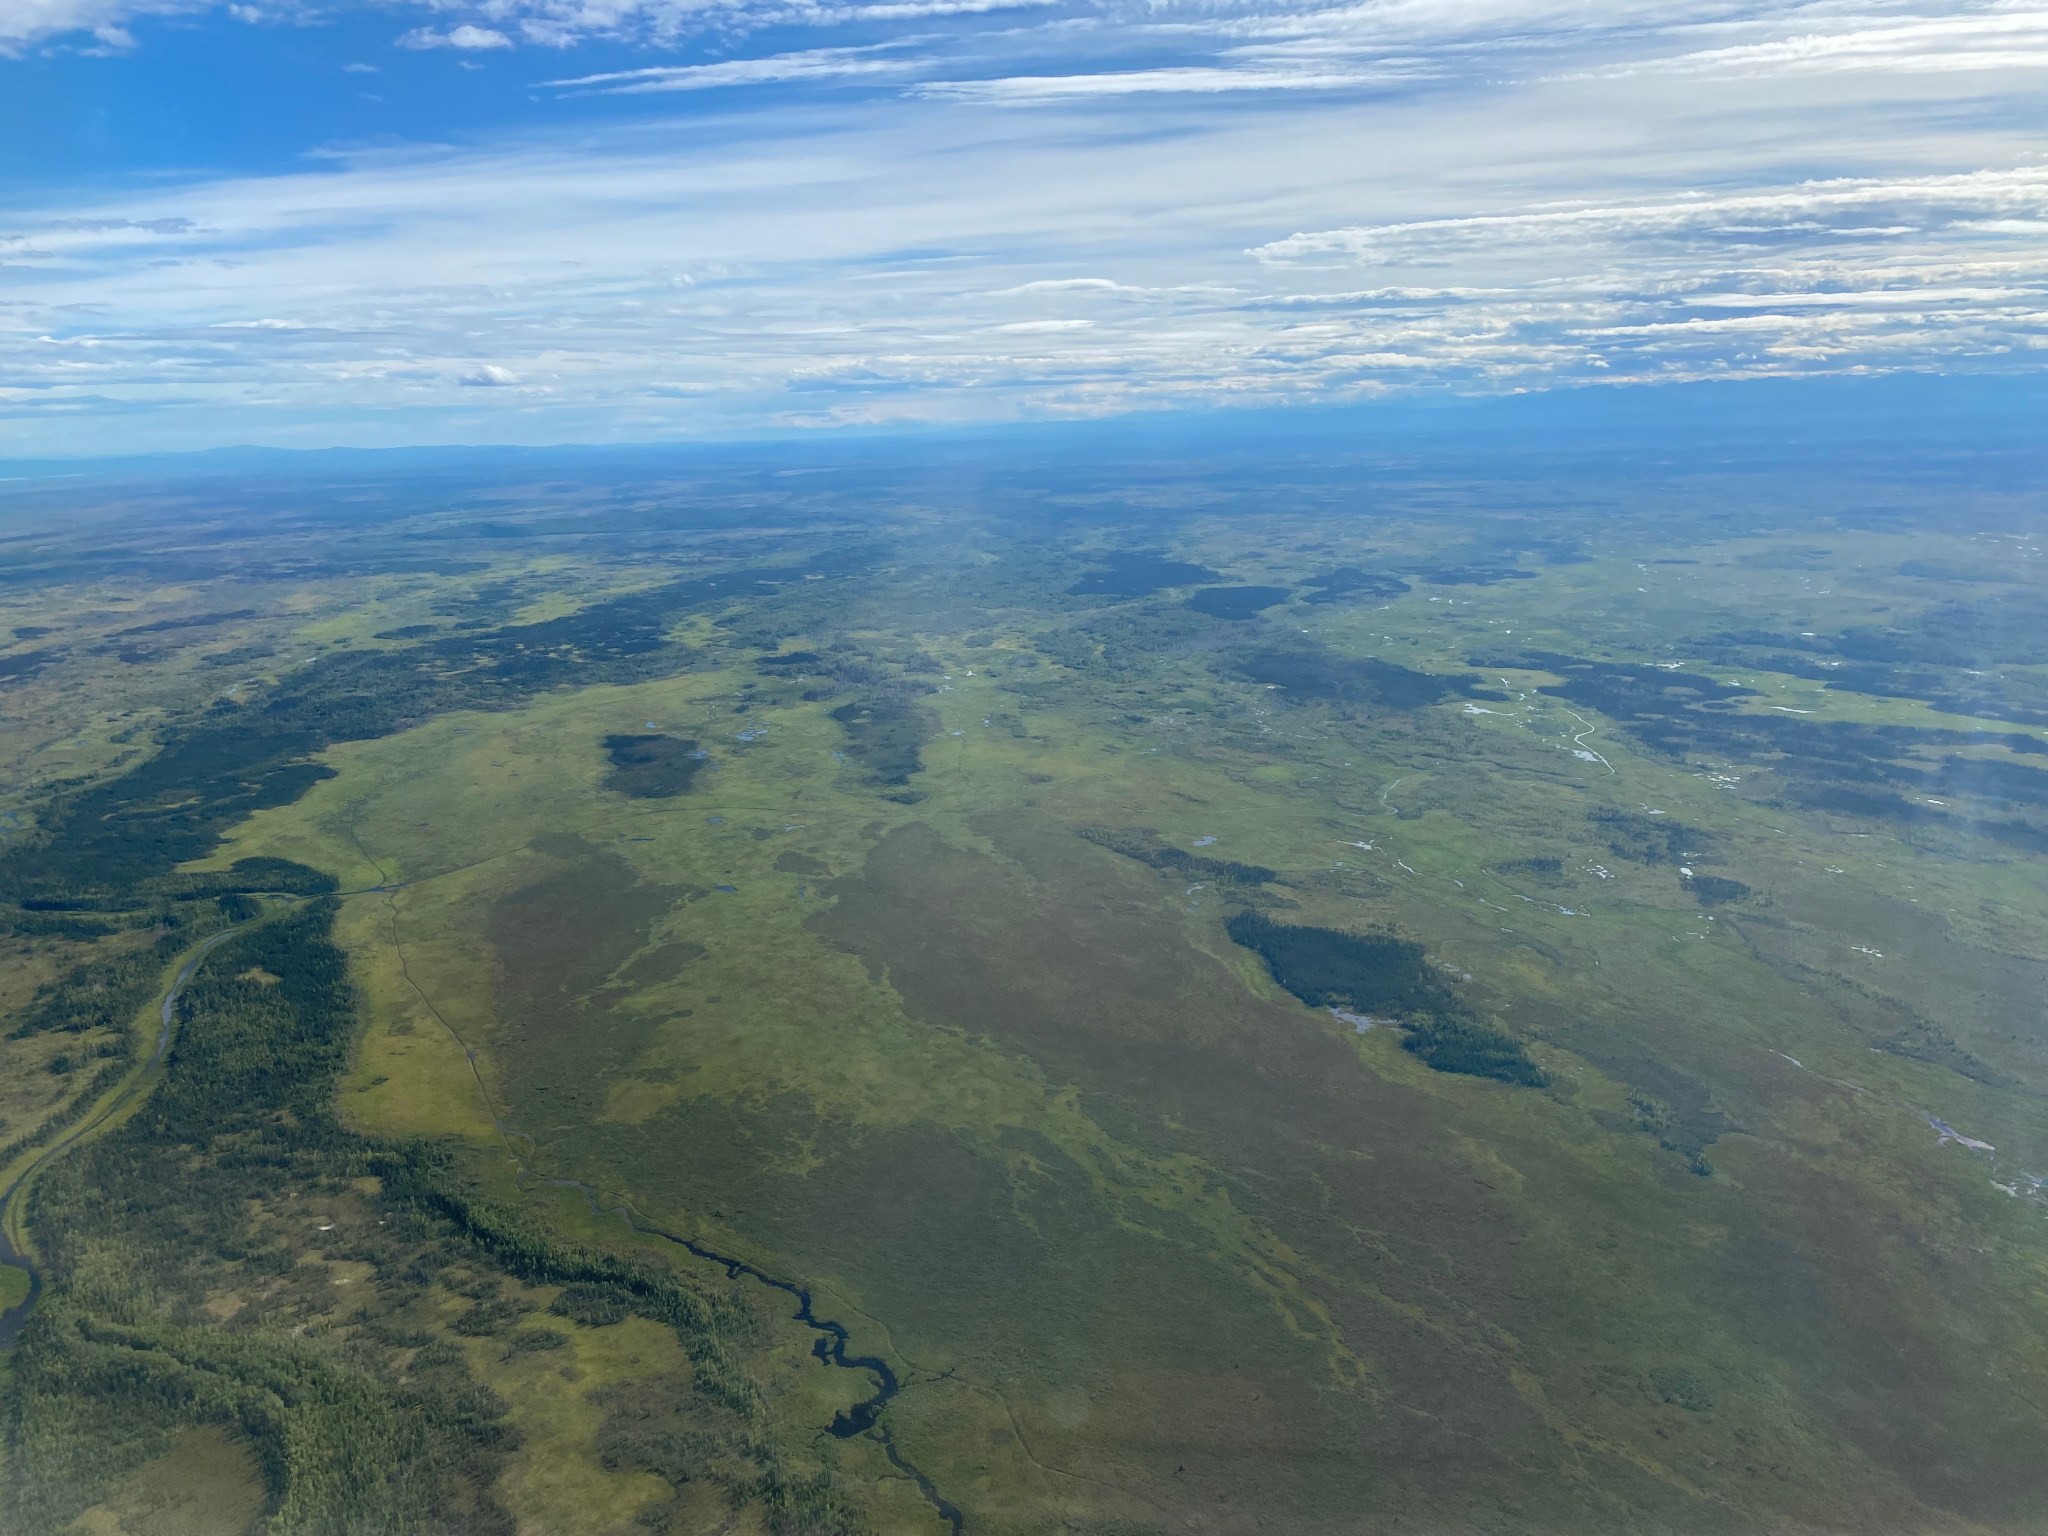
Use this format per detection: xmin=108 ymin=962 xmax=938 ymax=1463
xmin=0 ymin=926 xmax=239 ymax=1348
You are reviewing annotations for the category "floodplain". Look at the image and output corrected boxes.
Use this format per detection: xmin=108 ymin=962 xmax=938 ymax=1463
xmin=1 ymin=436 xmax=2045 ymax=1534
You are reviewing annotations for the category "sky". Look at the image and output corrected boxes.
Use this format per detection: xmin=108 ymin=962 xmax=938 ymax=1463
xmin=2 ymin=0 xmax=2045 ymax=453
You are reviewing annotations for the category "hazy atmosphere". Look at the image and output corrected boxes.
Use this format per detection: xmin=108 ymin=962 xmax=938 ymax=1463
xmin=3 ymin=5 xmax=2046 ymax=1536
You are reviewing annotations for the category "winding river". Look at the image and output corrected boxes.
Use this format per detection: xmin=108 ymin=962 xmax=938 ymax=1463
xmin=535 ymin=1172 xmax=966 ymax=1534
xmin=356 ymin=840 xmax=967 ymax=1534
xmin=0 ymin=926 xmax=239 ymax=1349
xmin=4 ymin=873 xmax=966 ymax=1531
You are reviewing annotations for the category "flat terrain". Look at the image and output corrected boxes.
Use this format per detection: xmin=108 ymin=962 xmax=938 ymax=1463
xmin=2 ymin=440 xmax=2045 ymax=1534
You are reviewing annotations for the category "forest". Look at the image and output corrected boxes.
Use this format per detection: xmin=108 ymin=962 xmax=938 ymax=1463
xmin=1224 ymin=911 xmax=1547 ymax=1086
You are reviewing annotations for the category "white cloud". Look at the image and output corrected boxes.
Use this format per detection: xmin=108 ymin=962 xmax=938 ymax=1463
xmin=995 ymin=277 xmax=1144 ymax=293
xmin=9 ymin=0 xmax=2047 ymax=95
xmin=0 ymin=0 xmax=189 ymax=48
xmin=1596 ymin=2 xmax=2048 ymax=78
xmin=830 ymin=0 xmax=1050 ymax=17
xmin=550 ymin=44 xmax=916 ymax=92
xmin=919 ymin=63 xmax=1410 ymax=100
xmin=491 ymin=0 xmax=1048 ymax=48
xmin=396 ymin=22 xmax=513 ymax=48
xmin=8 ymin=75 xmax=2044 ymax=451
xmin=1253 ymin=168 xmax=2048 ymax=263
xmin=4 ymin=0 xmax=2046 ymax=448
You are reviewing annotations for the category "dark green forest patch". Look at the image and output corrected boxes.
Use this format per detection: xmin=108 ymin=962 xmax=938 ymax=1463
xmin=1236 ymin=647 xmax=1503 ymax=710
xmin=1302 ymin=568 xmax=1410 ymax=604
xmin=1487 ymin=648 xmax=2048 ymax=851
xmin=110 ymin=610 xmax=258 ymax=637
xmin=0 ymin=558 xmax=852 ymax=904
xmin=1688 ymin=875 xmax=1750 ymax=906
xmin=743 ymin=642 xmax=935 ymax=704
xmin=1835 ymin=593 xmax=2048 ymax=668
xmin=1923 ymin=756 xmax=2048 ymax=809
xmin=1037 ymin=604 xmax=1227 ymax=681
xmin=1493 ymin=857 xmax=1566 ymax=886
xmin=549 ymin=1282 xmax=635 ymax=1328
xmin=1225 ymin=912 xmax=1463 ymax=1016
xmin=1399 ymin=1015 xmax=1550 ymax=1085
xmin=0 ymin=907 xmax=121 ymax=940
xmin=1078 ymin=828 xmax=1276 ymax=885
xmin=603 ymin=734 xmax=706 ymax=798
xmin=165 ymin=856 xmax=341 ymax=901
xmin=0 ymin=648 xmax=61 ymax=685
xmin=1185 ymin=586 xmax=1292 ymax=621
xmin=1787 ymin=784 xmax=2048 ymax=852
xmin=829 ymin=696 xmax=936 ymax=786
xmin=1223 ymin=912 xmax=1545 ymax=1086
xmin=1873 ymin=1020 xmax=2018 ymax=1089
xmin=1630 ymin=1087 xmax=1719 ymax=1175
xmin=1503 ymin=647 xmax=2048 ymax=771
xmin=1497 ymin=652 xmax=1757 ymax=738
xmin=1694 ymin=603 xmax=2048 ymax=725
xmin=1589 ymin=809 xmax=1714 ymax=866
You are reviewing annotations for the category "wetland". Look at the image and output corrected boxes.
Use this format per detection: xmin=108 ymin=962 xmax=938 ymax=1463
xmin=0 ymin=434 xmax=2045 ymax=1533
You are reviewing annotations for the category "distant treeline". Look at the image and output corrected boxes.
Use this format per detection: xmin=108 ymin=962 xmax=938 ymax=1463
xmin=1696 ymin=593 xmax=2048 ymax=725
xmin=1482 ymin=648 xmax=2048 ymax=853
xmin=0 ymin=907 xmax=121 ymax=941
xmin=1225 ymin=911 xmax=1546 ymax=1087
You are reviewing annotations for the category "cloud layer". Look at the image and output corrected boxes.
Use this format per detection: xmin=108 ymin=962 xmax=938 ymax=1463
xmin=3 ymin=0 xmax=2045 ymax=447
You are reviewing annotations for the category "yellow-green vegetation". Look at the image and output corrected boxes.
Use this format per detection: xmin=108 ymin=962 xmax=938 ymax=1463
xmin=3 ymin=455 xmax=2047 ymax=1534
xmin=70 ymin=1426 xmax=267 ymax=1536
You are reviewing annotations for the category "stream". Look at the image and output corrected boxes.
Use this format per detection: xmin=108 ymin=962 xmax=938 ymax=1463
xmin=0 ymin=926 xmax=239 ymax=1349
xmin=0 ymin=914 xmax=967 ymax=1530
xmin=2 ymin=908 xmax=967 ymax=1530
xmin=350 ymin=832 xmax=966 ymax=1535
xmin=534 ymin=1171 xmax=966 ymax=1534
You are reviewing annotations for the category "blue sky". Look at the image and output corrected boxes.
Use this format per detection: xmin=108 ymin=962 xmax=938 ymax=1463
xmin=3 ymin=0 xmax=2045 ymax=452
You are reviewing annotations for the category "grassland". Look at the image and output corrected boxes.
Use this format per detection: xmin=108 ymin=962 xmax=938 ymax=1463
xmin=2 ymin=448 xmax=2046 ymax=1533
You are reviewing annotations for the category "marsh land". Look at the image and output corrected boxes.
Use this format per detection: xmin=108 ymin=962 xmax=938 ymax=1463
xmin=1 ymin=429 xmax=2045 ymax=1534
